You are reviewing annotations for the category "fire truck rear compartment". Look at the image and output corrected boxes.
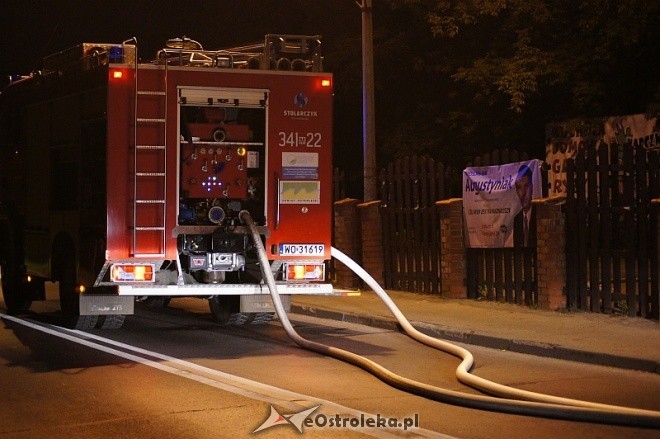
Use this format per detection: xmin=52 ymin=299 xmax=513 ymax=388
xmin=178 ymin=102 xmax=266 ymax=228
xmin=0 ymin=35 xmax=335 ymax=329
xmin=175 ymin=93 xmax=267 ymax=292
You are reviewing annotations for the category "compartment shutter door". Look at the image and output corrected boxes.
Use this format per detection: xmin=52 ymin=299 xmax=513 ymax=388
xmin=179 ymin=87 xmax=268 ymax=108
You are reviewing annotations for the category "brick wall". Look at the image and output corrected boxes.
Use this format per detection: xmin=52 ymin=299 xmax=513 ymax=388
xmin=335 ymin=196 xmax=576 ymax=311
xmin=358 ymin=201 xmax=384 ymax=287
xmin=436 ymin=199 xmax=467 ymax=298
xmin=534 ymin=198 xmax=567 ymax=310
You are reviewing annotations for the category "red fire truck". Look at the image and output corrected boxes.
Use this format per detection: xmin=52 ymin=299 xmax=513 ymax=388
xmin=0 ymin=35 xmax=337 ymax=329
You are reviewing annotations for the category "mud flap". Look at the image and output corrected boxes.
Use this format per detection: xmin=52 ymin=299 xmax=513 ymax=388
xmin=240 ymin=294 xmax=290 ymax=313
xmin=80 ymin=295 xmax=135 ymax=316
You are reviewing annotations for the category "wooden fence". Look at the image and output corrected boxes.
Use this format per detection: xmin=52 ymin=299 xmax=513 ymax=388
xmin=376 ymin=151 xmax=538 ymax=300
xmin=565 ymin=138 xmax=659 ymax=318
xmin=378 ymin=156 xmax=453 ymax=293
xmin=333 ymin=167 xmax=346 ymax=201
xmin=337 ymin=144 xmax=658 ymax=319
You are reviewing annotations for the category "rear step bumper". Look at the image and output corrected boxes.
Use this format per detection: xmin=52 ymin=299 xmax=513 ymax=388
xmin=114 ymin=282 xmax=335 ymax=296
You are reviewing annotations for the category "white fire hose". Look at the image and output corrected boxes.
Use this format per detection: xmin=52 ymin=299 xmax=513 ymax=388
xmin=240 ymin=210 xmax=660 ymax=428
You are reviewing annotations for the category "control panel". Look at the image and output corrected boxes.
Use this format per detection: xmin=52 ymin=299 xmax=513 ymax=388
xmin=180 ymin=142 xmax=249 ymax=199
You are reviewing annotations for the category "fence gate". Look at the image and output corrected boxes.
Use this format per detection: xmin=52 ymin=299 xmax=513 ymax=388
xmin=379 ymin=156 xmax=451 ymax=293
xmin=565 ymin=139 xmax=659 ymax=318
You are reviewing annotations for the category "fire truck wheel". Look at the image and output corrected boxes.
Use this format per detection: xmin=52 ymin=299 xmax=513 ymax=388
xmin=58 ymin=261 xmax=98 ymax=330
xmin=0 ymin=260 xmax=32 ymax=314
xmin=95 ymin=315 xmax=126 ymax=330
xmin=142 ymin=296 xmax=172 ymax=307
xmin=63 ymin=312 xmax=98 ymax=331
xmin=209 ymin=295 xmax=255 ymax=325
xmin=209 ymin=295 xmax=235 ymax=325
xmin=231 ymin=313 xmax=255 ymax=325
xmin=212 ymin=128 xmax=226 ymax=142
xmin=251 ymin=312 xmax=275 ymax=325
xmin=0 ymin=225 xmax=32 ymax=314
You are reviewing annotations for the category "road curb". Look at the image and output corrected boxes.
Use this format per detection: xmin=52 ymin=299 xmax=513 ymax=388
xmin=290 ymin=305 xmax=660 ymax=375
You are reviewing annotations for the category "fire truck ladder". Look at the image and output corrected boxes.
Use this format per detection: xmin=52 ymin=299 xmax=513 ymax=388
xmin=132 ymin=56 xmax=167 ymax=258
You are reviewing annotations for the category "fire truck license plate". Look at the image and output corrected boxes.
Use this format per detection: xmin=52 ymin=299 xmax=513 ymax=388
xmin=279 ymin=244 xmax=325 ymax=256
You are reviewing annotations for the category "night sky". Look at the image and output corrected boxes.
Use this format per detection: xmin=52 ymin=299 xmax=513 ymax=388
xmin=2 ymin=1 xmax=367 ymax=195
xmin=1 ymin=1 xmax=361 ymax=79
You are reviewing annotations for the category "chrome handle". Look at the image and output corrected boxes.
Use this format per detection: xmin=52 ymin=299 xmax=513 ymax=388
xmin=275 ymin=173 xmax=281 ymax=230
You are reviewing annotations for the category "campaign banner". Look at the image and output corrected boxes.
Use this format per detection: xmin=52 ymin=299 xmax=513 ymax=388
xmin=463 ymin=160 xmax=543 ymax=248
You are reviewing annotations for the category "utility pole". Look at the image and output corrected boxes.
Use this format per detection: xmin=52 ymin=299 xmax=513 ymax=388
xmin=357 ymin=0 xmax=377 ymax=201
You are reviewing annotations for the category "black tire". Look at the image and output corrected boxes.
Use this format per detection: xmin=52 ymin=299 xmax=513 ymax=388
xmin=58 ymin=254 xmax=98 ymax=330
xmin=251 ymin=312 xmax=275 ymax=325
xmin=209 ymin=295 xmax=255 ymax=325
xmin=209 ymin=296 xmax=274 ymax=326
xmin=0 ymin=260 xmax=31 ymax=314
xmin=230 ymin=312 xmax=255 ymax=325
xmin=0 ymin=223 xmax=31 ymax=314
xmin=142 ymin=296 xmax=171 ymax=307
xmin=95 ymin=314 xmax=126 ymax=330
xmin=209 ymin=295 xmax=236 ymax=325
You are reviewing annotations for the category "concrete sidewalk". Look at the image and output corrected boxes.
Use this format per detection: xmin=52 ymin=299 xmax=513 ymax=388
xmin=290 ymin=290 xmax=660 ymax=374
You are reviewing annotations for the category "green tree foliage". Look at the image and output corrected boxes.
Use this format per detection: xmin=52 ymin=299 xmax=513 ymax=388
xmin=374 ymin=0 xmax=659 ymax=168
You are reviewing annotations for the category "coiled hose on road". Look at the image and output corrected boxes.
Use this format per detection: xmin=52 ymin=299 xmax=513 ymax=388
xmin=239 ymin=210 xmax=660 ymax=428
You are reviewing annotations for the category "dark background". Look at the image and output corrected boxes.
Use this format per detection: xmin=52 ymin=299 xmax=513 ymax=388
xmin=2 ymin=1 xmax=658 ymax=199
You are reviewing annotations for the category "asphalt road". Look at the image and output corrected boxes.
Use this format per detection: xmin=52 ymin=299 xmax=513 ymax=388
xmin=1 ymin=297 xmax=659 ymax=438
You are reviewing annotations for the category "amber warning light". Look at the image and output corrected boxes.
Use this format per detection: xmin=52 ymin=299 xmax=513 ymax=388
xmin=111 ymin=70 xmax=124 ymax=79
xmin=284 ymin=263 xmax=325 ymax=281
xmin=111 ymin=263 xmax=155 ymax=282
xmin=321 ymin=79 xmax=331 ymax=87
